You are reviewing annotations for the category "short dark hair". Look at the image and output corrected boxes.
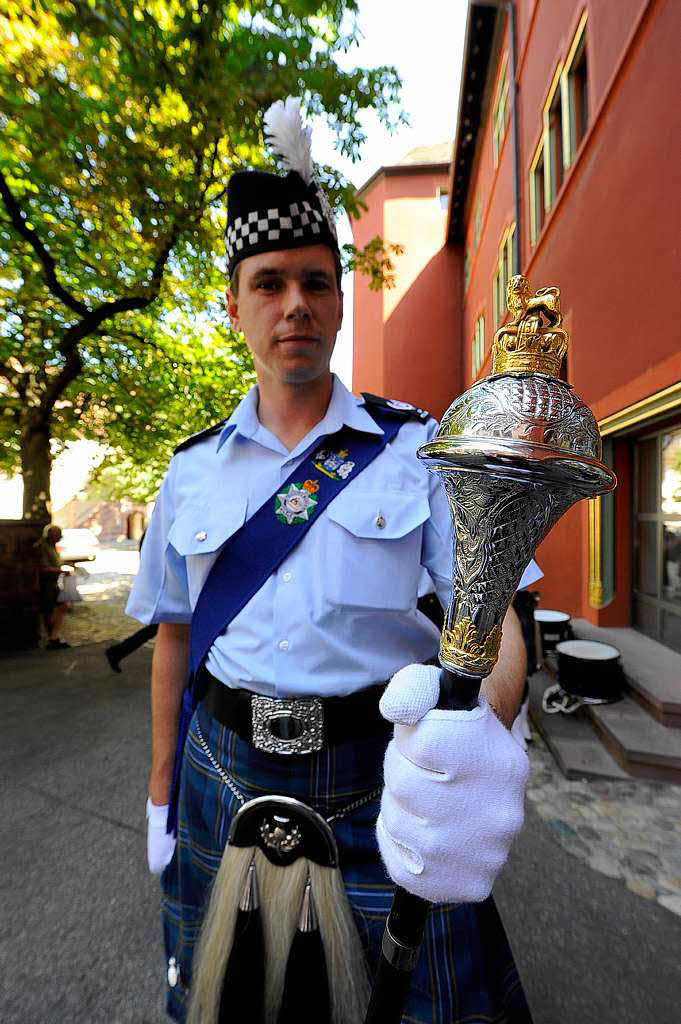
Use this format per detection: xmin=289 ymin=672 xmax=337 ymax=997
xmin=229 ymin=248 xmax=342 ymax=298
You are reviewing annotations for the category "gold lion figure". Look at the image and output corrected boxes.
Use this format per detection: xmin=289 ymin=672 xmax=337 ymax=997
xmin=492 ymin=275 xmax=568 ymax=374
xmin=507 ymin=274 xmax=561 ymax=328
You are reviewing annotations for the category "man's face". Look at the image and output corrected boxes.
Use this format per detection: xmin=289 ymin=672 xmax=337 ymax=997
xmin=226 ymin=245 xmax=343 ymax=387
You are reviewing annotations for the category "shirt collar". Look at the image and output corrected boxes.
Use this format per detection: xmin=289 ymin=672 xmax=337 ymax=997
xmin=216 ymin=375 xmax=383 ymax=452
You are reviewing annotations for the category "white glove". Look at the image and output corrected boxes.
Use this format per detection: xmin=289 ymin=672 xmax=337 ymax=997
xmin=146 ymin=798 xmax=176 ymax=875
xmin=377 ymin=664 xmax=529 ymax=904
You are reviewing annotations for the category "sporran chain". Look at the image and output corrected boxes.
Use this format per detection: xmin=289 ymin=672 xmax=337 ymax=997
xmin=194 ymin=721 xmax=380 ymax=823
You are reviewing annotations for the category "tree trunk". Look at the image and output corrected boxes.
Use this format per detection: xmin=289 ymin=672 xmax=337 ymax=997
xmin=20 ymin=414 xmax=52 ymax=523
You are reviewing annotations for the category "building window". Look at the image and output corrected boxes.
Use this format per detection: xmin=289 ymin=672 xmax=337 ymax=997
xmin=633 ymin=424 xmax=681 ymax=653
xmin=529 ymin=140 xmax=545 ymax=247
xmin=472 ymin=314 xmax=485 ymax=378
xmin=493 ymin=223 xmax=516 ymax=327
xmin=436 ymin=186 xmax=449 ymax=210
xmin=544 ymin=64 xmax=564 ymax=206
xmin=492 ymin=53 xmax=510 ymax=166
xmin=561 ymin=11 xmax=589 ymax=168
xmin=464 ymin=247 xmax=471 ymax=292
xmin=473 ymin=195 xmax=483 ymax=249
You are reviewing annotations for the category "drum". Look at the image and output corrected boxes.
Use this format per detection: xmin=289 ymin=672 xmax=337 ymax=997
xmin=556 ymin=639 xmax=624 ymax=704
xmin=534 ymin=609 xmax=572 ymax=656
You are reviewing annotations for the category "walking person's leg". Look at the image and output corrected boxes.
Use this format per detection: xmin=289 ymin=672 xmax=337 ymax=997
xmin=106 ymin=624 xmax=159 ymax=672
xmin=44 ymin=591 xmax=70 ymax=649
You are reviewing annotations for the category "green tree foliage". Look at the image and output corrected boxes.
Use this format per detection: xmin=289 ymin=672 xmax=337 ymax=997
xmin=0 ymin=1 xmax=404 ymax=513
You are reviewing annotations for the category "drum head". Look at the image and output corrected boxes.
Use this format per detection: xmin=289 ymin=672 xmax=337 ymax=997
xmin=534 ymin=609 xmax=571 ymax=623
xmin=556 ymin=639 xmax=620 ymax=661
xmin=556 ymin=639 xmax=623 ymax=702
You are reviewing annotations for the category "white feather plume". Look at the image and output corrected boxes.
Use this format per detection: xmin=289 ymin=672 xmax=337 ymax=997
xmin=263 ymin=97 xmax=314 ymax=185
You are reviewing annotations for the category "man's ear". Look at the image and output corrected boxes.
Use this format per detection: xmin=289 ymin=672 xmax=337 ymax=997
xmin=337 ymin=290 xmax=344 ymax=332
xmin=226 ymin=290 xmax=239 ymax=329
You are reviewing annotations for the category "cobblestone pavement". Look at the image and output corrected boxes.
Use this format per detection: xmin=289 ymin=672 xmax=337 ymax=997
xmin=526 ymin=730 xmax=681 ymax=918
xmin=53 ymin=548 xmax=681 ymax=920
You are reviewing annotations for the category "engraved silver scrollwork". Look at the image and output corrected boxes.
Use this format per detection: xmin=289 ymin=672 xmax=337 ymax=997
xmin=438 ymin=375 xmax=602 ymax=459
xmin=418 ymin=344 xmax=616 ymax=678
xmin=438 ymin=472 xmax=581 ymax=675
xmin=251 ymin=695 xmax=324 ymax=755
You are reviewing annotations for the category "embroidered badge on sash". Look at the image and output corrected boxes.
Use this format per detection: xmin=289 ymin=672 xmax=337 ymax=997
xmin=313 ymin=448 xmax=356 ymax=480
xmin=275 ymin=480 xmax=320 ymax=525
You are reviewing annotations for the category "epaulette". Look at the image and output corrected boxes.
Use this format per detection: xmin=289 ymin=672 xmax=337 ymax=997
xmin=173 ymin=419 xmax=229 ymax=455
xmin=361 ymin=392 xmax=431 ymax=423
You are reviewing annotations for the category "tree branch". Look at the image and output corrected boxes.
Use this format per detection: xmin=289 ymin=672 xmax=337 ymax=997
xmin=35 ymin=223 xmax=181 ymax=420
xmin=0 ymin=168 xmax=88 ymax=317
xmin=39 ymin=347 xmax=84 ymax=419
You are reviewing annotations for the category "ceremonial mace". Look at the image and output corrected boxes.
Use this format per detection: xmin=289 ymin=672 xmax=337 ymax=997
xmin=364 ymin=275 xmax=616 ymax=1023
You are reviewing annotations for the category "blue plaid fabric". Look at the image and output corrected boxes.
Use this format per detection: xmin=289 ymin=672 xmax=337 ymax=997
xmin=160 ymin=703 xmax=532 ymax=1023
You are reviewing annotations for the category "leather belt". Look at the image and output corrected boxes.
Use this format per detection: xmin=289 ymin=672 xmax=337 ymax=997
xmin=200 ymin=669 xmax=390 ymax=756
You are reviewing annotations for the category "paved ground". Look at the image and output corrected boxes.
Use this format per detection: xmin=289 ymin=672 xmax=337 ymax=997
xmin=2 ymin=547 xmax=680 ymax=1022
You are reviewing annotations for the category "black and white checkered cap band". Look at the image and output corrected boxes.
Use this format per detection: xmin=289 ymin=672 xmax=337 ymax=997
xmin=226 ymin=199 xmax=324 ymax=265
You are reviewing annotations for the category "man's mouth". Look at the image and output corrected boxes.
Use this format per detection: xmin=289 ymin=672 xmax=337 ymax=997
xmin=277 ymin=334 xmax=320 ymax=343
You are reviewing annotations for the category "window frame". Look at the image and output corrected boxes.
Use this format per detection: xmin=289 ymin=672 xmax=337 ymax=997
xmin=473 ymin=195 xmax=483 ymax=249
xmin=561 ymin=10 xmax=589 ymax=169
xmin=493 ymin=222 xmax=516 ymax=327
xmin=632 ymin=424 xmax=681 ymax=651
xmin=543 ymin=62 xmax=564 ymax=208
xmin=492 ymin=52 xmax=510 ymax=167
xmin=529 ymin=138 xmax=545 ymax=247
xmin=472 ymin=312 xmax=486 ymax=379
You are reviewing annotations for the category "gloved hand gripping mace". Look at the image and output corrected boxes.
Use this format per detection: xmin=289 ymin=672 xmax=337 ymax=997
xmin=365 ymin=275 xmax=616 ymax=1023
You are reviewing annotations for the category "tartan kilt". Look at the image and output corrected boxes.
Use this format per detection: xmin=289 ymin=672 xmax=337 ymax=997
xmin=160 ymin=701 xmax=532 ymax=1024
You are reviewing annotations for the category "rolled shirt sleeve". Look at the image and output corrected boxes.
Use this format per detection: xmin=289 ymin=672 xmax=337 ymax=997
xmin=125 ymin=459 xmax=192 ymax=625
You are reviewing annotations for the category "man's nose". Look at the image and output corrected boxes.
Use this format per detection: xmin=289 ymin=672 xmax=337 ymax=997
xmin=283 ymin=283 xmax=311 ymax=319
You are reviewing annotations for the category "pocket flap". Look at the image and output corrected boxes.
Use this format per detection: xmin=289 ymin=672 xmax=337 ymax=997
xmin=168 ymin=501 xmax=247 ymax=555
xmin=327 ymin=490 xmax=430 ymax=540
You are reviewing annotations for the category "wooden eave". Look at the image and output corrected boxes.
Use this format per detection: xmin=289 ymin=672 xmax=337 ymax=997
xmin=446 ymin=2 xmax=502 ymax=244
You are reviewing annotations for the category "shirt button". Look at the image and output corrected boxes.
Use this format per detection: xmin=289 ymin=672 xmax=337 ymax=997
xmin=195 ymin=530 xmax=207 ymax=542
xmin=375 ymin=514 xmax=386 ymax=529
xmin=278 ymin=640 xmax=290 ymax=651
xmin=282 ymin=571 xmax=293 ymax=582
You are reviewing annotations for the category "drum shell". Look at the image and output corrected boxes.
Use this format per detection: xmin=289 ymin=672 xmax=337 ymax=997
xmin=534 ymin=610 xmax=572 ymax=655
xmin=556 ymin=640 xmax=624 ymax=703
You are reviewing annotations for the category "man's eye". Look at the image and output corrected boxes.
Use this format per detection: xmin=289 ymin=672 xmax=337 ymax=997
xmin=257 ymin=280 xmax=279 ymax=291
xmin=307 ymin=279 xmax=330 ymax=291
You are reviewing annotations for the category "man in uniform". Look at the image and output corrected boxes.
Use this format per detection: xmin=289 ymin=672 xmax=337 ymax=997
xmin=127 ymin=99 xmax=540 ymax=1023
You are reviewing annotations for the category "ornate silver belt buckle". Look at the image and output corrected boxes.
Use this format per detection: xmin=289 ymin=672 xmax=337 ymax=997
xmin=251 ymin=695 xmax=324 ymax=755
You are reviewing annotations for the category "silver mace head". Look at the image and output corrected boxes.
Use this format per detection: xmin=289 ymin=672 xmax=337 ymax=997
xmin=417 ymin=274 xmax=616 ymax=680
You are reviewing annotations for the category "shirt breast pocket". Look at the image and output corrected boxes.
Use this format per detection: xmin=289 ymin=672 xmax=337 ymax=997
xmin=168 ymin=501 xmax=247 ymax=607
xmin=325 ymin=490 xmax=430 ymax=611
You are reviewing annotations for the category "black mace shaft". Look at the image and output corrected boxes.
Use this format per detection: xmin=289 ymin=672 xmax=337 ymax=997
xmin=364 ymin=666 xmax=482 ymax=1024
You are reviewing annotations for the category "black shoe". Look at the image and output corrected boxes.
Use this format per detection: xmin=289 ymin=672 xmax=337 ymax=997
xmin=47 ymin=639 xmax=71 ymax=650
xmin=105 ymin=647 xmax=122 ymax=673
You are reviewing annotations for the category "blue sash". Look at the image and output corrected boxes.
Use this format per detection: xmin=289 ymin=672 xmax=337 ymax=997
xmin=166 ymin=406 xmax=409 ymax=833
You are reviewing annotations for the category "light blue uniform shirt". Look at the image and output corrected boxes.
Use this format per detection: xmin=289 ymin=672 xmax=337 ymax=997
xmin=127 ymin=376 xmax=542 ymax=697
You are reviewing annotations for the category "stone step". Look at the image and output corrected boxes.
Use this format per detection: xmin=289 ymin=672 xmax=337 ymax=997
xmin=586 ymin=696 xmax=681 ymax=783
xmin=571 ymin=619 xmax=681 ymax=728
xmin=527 ymin=672 xmax=632 ymax=781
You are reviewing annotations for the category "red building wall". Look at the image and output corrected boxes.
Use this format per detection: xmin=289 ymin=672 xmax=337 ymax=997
xmin=352 ymin=0 xmax=680 ymax=638
xmin=461 ymin=0 xmax=681 ymax=624
xmin=352 ymin=166 xmax=463 ymax=419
